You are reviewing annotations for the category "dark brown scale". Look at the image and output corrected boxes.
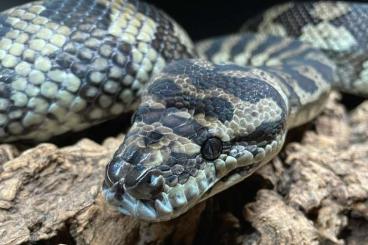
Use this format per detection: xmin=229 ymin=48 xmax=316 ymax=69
xmin=77 ymin=48 xmax=94 ymax=62
xmin=0 ymin=16 xmax=11 ymax=36
xmin=64 ymin=43 xmax=78 ymax=55
xmin=113 ymin=183 xmax=125 ymax=202
xmin=55 ymin=53 xmax=75 ymax=69
xmin=41 ymin=0 xmax=112 ymax=30
xmin=188 ymin=168 xmax=198 ymax=177
xmin=171 ymin=164 xmax=185 ymax=175
xmin=118 ymin=43 xmax=132 ymax=54
xmin=71 ymin=63 xmax=88 ymax=78
xmin=158 ymin=165 xmax=171 ymax=172
xmin=0 ymin=71 xmax=14 ymax=99
xmin=137 ymin=4 xmax=194 ymax=61
xmin=79 ymin=84 xmax=100 ymax=101
xmin=178 ymin=172 xmax=190 ymax=185
xmin=166 ymin=175 xmax=178 ymax=187
xmin=144 ymin=130 xmax=164 ymax=145
xmin=195 ymin=156 xmax=206 ymax=170
xmin=135 ymin=107 xmax=165 ymax=124
xmin=181 ymin=159 xmax=199 ymax=177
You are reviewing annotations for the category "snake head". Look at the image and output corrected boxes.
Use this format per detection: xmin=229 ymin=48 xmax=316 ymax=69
xmin=102 ymin=59 xmax=287 ymax=221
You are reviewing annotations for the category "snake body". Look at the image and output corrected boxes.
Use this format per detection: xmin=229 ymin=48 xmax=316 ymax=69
xmin=0 ymin=0 xmax=194 ymax=141
xmin=0 ymin=0 xmax=368 ymax=221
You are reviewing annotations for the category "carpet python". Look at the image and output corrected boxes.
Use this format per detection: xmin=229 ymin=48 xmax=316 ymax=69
xmin=0 ymin=0 xmax=367 ymax=221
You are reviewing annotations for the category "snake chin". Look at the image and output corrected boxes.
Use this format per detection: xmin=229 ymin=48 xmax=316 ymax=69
xmin=201 ymin=134 xmax=285 ymax=201
xmin=102 ymin=134 xmax=285 ymax=221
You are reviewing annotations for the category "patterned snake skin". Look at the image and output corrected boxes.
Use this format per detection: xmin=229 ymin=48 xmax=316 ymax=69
xmin=0 ymin=0 xmax=367 ymax=221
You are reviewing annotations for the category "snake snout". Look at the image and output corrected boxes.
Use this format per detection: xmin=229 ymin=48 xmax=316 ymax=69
xmin=104 ymin=159 xmax=165 ymax=201
xmin=124 ymin=168 xmax=165 ymax=201
xmin=104 ymin=158 xmax=131 ymax=188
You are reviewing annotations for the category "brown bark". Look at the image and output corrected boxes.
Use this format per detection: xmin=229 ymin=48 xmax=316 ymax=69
xmin=1 ymin=92 xmax=368 ymax=245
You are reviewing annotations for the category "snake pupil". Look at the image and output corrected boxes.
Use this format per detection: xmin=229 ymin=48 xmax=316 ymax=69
xmin=201 ymin=137 xmax=223 ymax=160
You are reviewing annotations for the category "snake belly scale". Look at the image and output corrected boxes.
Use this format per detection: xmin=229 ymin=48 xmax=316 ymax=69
xmin=0 ymin=0 xmax=367 ymax=221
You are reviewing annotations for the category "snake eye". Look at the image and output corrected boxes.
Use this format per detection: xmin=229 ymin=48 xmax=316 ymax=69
xmin=201 ymin=137 xmax=223 ymax=160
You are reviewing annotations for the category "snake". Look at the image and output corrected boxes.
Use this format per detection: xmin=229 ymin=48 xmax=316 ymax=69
xmin=0 ymin=0 xmax=367 ymax=222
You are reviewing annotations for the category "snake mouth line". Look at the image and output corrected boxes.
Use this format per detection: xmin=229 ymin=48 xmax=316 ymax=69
xmin=102 ymin=135 xmax=284 ymax=221
xmin=103 ymin=165 xmax=214 ymax=221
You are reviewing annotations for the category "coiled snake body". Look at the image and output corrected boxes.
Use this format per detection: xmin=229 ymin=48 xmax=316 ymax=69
xmin=0 ymin=0 xmax=368 ymax=221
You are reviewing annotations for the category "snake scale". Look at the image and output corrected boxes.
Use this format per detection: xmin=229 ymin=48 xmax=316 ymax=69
xmin=0 ymin=0 xmax=368 ymax=221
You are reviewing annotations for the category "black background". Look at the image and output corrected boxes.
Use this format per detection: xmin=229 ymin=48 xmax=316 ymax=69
xmin=5 ymin=1 xmax=367 ymax=41
xmin=2 ymin=0 xmax=290 ymax=41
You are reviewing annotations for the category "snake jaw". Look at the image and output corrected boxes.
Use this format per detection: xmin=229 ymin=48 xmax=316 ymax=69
xmin=102 ymin=134 xmax=285 ymax=221
xmin=103 ymin=158 xmax=212 ymax=221
xmin=102 ymin=162 xmax=216 ymax=221
xmin=124 ymin=169 xmax=165 ymax=200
